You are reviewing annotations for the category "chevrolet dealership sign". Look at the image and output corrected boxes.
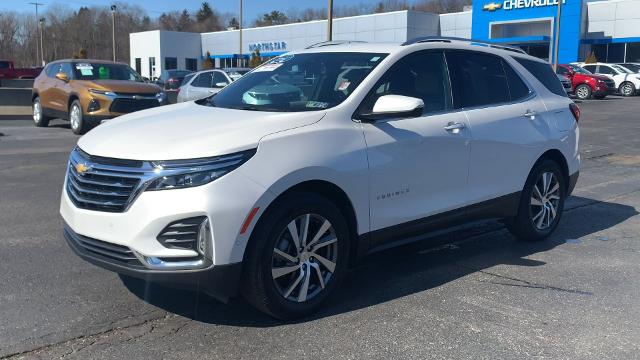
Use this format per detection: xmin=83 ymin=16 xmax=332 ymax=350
xmin=484 ymin=0 xmax=566 ymax=11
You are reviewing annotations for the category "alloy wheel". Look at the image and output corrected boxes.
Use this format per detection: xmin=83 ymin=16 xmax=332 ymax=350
xmin=576 ymin=86 xmax=589 ymax=99
xmin=530 ymin=171 xmax=560 ymax=230
xmin=621 ymin=83 xmax=633 ymax=96
xmin=271 ymin=213 xmax=338 ymax=303
xmin=33 ymin=100 xmax=41 ymax=123
xmin=70 ymin=104 xmax=81 ymax=130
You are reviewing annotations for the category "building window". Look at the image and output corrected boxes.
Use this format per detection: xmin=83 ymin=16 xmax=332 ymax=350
xmin=591 ymin=44 xmax=607 ymax=63
xmin=165 ymin=57 xmax=177 ymax=70
xmin=185 ymin=58 xmax=197 ymax=71
xmin=626 ymin=42 xmax=640 ymax=62
xmin=608 ymin=43 xmax=625 ymax=63
xmin=134 ymin=58 xmax=141 ymax=75
xmin=148 ymin=57 xmax=156 ymax=79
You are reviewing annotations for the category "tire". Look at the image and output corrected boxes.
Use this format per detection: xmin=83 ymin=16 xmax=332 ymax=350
xmin=619 ymin=82 xmax=636 ymax=97
xmin=69 ymin=99 xmax=88 ymax=135
xmin=507 ymin=159 xmax=566 ymax=242
xmin=574 ymin=84 xmax=592 ymax=100
xmin=32 ymin=97 xmax=51 ymax=127
xmin=242 ymin=192 xmax=350 ymax=320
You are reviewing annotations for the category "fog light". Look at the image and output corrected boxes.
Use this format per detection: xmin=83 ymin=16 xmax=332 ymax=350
xmin=197 ymin=218 xmax=212 ymax=258
xmin=87 ymin=98 xmax=101 ymax=112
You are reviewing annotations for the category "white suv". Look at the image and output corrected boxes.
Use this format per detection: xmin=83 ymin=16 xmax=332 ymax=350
xmin=581 ymin=62 xmax=640 ymax=96
xmin=61 ymin=38 xmax=580 ymax=319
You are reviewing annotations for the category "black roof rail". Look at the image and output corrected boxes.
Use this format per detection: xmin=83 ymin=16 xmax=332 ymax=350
xmin=402 ymin=36 xmax=527 ymax=55
xmin=305 ymin=40 xmax=366 ymax=49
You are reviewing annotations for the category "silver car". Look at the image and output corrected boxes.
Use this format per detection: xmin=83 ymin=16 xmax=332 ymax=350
xmin=176 ymin=68 xmax=250 ymax=102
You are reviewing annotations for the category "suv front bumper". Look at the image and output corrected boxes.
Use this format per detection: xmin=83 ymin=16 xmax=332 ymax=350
xmin=64 ymin=224 xmax=242 ymax=301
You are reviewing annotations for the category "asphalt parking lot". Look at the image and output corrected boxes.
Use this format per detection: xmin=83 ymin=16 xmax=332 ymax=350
xmin=1 ymin=96 xmax=640 ymax=359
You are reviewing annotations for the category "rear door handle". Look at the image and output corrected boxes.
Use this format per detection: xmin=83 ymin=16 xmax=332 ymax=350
xmin=524 ymin=110 xmax=537 ymax=119
xmin=444 ymin=122 xmax=466 ymax=132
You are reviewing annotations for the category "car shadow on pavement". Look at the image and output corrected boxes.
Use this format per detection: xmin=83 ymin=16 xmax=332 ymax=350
xmin=121 ymin=196 xmax=637 ymax=327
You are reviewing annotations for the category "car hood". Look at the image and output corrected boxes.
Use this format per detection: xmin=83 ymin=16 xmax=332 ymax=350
xmin=77 ymin=101 xmax=325 ymax=160
xmin=78 ymin=80 xmax=162 ymax=93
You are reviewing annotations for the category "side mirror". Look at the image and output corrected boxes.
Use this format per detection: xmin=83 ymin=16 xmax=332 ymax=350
xmin=214 ymin=82 xmax=228 ymax=88
xmin=55 ymin=72 xmax=69 ymax=82
xmin=360 ymin=95 xmax=424 ymax=122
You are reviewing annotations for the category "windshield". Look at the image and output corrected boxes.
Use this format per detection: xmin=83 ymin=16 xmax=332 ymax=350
xmin=611 ymin=64 xmax=631 ymax=74
xmin=569 ymin=65 xmax=591 ymax=74
xmin=206 ymin=52 xmax=388 ymax=112
xmin=73 ymin=62 xmax=143 ymax=82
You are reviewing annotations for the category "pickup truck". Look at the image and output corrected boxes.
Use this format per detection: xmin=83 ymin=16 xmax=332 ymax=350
xmin=0 ymin=60 xmax=42 ymax=79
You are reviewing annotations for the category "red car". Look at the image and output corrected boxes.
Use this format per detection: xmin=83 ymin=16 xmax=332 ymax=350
xmin=0 ymin=60 xmax=42 ymax=79
xmin=556 ymin=64 xmax=616 ymax=100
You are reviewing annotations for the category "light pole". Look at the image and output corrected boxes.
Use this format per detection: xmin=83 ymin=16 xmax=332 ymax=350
xmin=29 ymin=2 xmax=44 ymax=67
xmin=111 ymin=5 xmax=117 ymax=61
xmin=552 ymin=0 xmax=563 ymax=70
xmin=39 ymin=17 xmax=45 ymax=66
xmin=239 ymin=0 xmax=243 ymax=67
xmin=327 ymin=0 xmax=333 ymax=41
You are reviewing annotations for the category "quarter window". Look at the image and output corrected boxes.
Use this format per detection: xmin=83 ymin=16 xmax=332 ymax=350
xmin=514 ymin=57 xmax=566 ymax=97
xmin=359 ymin=50 xmax=452 ymax=115
xmin=446 ymin=50 xmax=511 ymax=108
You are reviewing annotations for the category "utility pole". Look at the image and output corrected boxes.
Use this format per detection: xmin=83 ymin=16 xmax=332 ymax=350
xmin=111 ymin=5 xmax=117 ymax=61
xmin=327 ymin=0 xmax=333 ymax=41
xmin=39 ymin=18 xmax=45 ymax=66
xmin=239 ymin=0 xmax=243 ymax=67
xmin=29 ymin=2 xmax=44 ymax=67
xmin=552 ymin=0 xmax=562 ymax=70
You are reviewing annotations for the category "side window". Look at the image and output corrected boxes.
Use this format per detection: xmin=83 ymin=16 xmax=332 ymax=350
xmin=192 ymin=72 xmax=213 ymax=88
xmin=45 ymin=63 xmax=59 ymax=77
xmin=359 ymin=50 xmax=452 ymax=115
xmin=556 ymin=66 xmax=569 ymax=75
xmin=59 ymin=63 xmax=73 ymax=79
xmin=598 ymin=65 xmax=614 ymax=75
xmin=583 ymin=65 xmax=597 ymax=74
xmin=212 ymin=71 xmax=229 ymax=87
xmin=502 ymin=60 xmax=531 ymax=101
xmin=446 ymin=50 xmax=511 ymax=108
xmin=514 ymin=57 xmax=566 ymax=97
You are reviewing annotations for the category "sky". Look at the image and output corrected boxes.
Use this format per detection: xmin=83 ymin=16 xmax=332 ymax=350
xmin=0 ymin=0 xmax=379 ymax=23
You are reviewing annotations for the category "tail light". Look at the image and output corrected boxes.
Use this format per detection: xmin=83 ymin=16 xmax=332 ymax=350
xmin=569 ymin=103 xmax=580 ymax=123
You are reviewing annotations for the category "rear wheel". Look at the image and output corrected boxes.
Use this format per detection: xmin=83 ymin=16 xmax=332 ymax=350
xmin=32 ymin=97 xmax=51 ymax=127
xmin=507 ymin=159 xmax=566 ymax=242
xmin=242 ymin=192 xmax=350 ymax=320
xmin=574 ymin=84 xmax=591 ymax=100
xmin=69 ymin=100 xmax=88 ymax=135
xmin=619 ymin=82 xmax=636 ymax=97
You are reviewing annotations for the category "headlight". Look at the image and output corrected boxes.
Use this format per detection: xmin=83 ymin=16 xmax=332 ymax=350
xmin=88 ymin=88 xmax=116 ymax=96
xmin=146 ymin=149 xmax=255 ymax=191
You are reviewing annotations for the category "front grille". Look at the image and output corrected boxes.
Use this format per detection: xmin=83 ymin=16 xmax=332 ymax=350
xmin=66 ymin=149 xmax=144 ymax=212
xmin=109 ymin=98 xmax=159 ymax=114
xmin=604 ymin=79 xmax=616 ymax=89
xmin=65 ymin=225 xmax=143 ymax=268
xmin=115 ymin=91 xmax=158 ymax=97
xmin=157 ymin=217 xmax=206 ymax=251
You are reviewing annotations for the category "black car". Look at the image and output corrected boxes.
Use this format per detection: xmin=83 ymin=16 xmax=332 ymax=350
xmin=156 ymin=69 xmax=194 ymax=90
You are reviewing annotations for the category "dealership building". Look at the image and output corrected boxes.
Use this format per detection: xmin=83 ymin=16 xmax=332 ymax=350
xmin=130 ymin=0 xmax=640 ymax=79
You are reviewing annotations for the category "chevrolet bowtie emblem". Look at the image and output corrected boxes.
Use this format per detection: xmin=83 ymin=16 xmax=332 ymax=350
xmin=483 ymin=2 xmax=502 ymax=11
xmin=75 ymin=163 xmax=90 ymax=174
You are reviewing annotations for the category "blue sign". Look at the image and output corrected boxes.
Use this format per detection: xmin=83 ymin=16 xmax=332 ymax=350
xmin=248 ymin=41 xmax=287 ymax=52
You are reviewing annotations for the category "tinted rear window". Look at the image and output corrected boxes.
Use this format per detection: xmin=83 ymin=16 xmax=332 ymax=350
xmin=514 ymin=57 xmax=566 ymax=97
xmin=446 ymin=50 xmax=511 ymax=108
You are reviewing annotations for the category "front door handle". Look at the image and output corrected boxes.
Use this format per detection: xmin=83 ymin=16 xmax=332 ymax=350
xmin=444 ymin=122 xmax=466 ymax=132
xmin=524 ymin=110 xmax=537 ymax=119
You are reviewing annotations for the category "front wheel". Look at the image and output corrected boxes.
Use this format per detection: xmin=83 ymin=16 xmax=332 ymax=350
xmin=69 ymin=100 xmax=88 ymax=135
xmin=619 ymin=82 xmax=636 ymax=97
xmin=574 ymin=84 xmax=592 ymax=100
xmin=242 ymin=192 xmax=350 ymax=320
xmin=507 ymin=159 xmax=566 ymax=242
xmin=32 ymin=97 xmax=51 ymax=127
